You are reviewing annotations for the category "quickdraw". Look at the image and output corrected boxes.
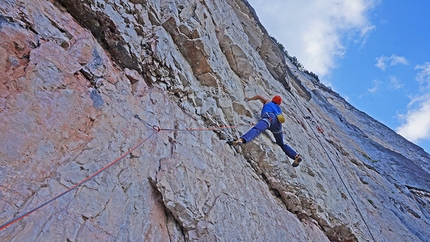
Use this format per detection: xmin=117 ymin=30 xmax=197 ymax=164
xmin=304 ymin=116 xmax=324 ymax=134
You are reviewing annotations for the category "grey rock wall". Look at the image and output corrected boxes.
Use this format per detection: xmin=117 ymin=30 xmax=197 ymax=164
xmin=0 ymin=0 xmax=429 ymax=241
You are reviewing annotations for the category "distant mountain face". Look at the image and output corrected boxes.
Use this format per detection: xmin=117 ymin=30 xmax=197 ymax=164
xmin=1 ymin=0 xmax=429 ymax=241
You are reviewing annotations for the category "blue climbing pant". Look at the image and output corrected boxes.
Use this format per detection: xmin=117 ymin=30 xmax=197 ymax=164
xmin=241 ymin=113 xmax=297 ymax=160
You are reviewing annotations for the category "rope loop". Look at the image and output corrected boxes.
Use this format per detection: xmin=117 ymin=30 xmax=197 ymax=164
xmin=0 ymin=116 xmax=251 ymax=231
xmin=152 ymin=125 xmax=161 ymax=132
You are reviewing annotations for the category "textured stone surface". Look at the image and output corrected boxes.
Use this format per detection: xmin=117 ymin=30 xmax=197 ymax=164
xmin=0 ymin=0 xmax=429 ymax=241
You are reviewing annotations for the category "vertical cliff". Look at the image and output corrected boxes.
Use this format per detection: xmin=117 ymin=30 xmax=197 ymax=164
xmin=1 ymin=0 xmax=429 ymax=241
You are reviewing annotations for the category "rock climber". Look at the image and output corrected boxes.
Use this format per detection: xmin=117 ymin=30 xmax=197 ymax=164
xmin=228 ymin=95 xmax=303 ymax=167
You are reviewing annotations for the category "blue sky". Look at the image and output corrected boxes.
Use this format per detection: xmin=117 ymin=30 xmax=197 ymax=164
xmin=247 ymin=0 xmax=430 ymax=154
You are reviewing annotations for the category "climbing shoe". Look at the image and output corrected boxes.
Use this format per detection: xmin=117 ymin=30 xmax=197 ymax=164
xmin=226 ymin=138 xmax=244 ymax=146
xmin=292 ymin=154 xmax=302 ymax=167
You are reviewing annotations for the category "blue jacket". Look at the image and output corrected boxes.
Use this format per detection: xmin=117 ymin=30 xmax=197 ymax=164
xmin=261 ymin=101 xmax=281 ymax=117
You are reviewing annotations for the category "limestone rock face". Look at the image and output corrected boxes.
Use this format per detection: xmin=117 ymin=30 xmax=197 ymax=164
xmin=1 ymin=0 xmax=429 ymax=241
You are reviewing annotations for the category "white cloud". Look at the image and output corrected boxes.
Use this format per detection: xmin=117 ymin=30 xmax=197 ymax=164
xmin=375 ymin=56 xmax=387 ymax=70
xmin=368 ymin=79 xmax=381 ymax=93
xmin=359 ymin=79 xmax=381 ymax=97
xmin=391 ymin=55 xmax=408 ymax=66
xmin=415 ymin=62 xmax=430 ymax=89
xmin=357 ymin=25 xmax=376 ymax=48
xmin=397 ymin=96 xmax=430 ymax=142
xmin=247 ymin=0 xmax=377 ymax=82
xmin=396 ymin=63 xmax=430 ymax=142
xmin=375 ymin=54 xmax=408 ymax=71
xmin=389 ymin=76 xmax=404 ymax=89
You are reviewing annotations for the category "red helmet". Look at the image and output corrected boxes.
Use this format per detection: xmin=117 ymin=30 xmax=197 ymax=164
xmin=272 ymin=95 xmax=282 ymax=105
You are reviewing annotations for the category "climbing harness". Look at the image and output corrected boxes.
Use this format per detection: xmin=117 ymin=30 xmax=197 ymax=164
xmin=292 ymin=96 xmax=376 ymax=242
